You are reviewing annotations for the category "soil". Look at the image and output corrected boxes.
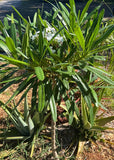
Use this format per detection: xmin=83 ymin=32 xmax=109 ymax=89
xmin=0 ymin=63 xmax=114 ymax=159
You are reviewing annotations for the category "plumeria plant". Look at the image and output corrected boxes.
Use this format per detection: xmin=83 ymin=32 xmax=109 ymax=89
xmin=0 ymin=0 xmax=114 ymax=158
xmin=48 ymin=0 xmax=114 ymax=141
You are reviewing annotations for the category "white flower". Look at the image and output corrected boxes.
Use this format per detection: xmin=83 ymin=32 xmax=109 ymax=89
xmin=55 ymin=35 xmax=64 ymax=43
xmin=31 ymin=24 xmax=64 ymax=44
xmin=31 ymin=31 xmax=39 ymax=40
xmin=46 ymin=33 xmax=55 ymax=41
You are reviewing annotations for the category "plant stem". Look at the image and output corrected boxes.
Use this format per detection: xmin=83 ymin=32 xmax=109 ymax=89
xmin=51 ymin=119 xmax=59 ymax=160
xmin=30 ymin=125 xmax=43 ymax=158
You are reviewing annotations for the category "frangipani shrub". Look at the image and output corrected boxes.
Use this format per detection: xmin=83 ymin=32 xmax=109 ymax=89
xmin=46 ymin=0 xmax=114 ymax=137
xmin=0 ymin=0 xmax=114 ymax=158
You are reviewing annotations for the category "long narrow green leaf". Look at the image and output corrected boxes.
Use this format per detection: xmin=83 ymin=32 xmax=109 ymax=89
xmin=0 ymin=35 xmax=5 ymax=41
xmin=0 ymin=54 xmax=29 ymax=67
xmin=11 ymin=13 xmax=17 ymax=47
xmin=89 ymin=87 xmax=99 ymax=107
xmin=91 ymin=125 xmax=114 ymax=131
xmin=59 ymin=2 xmax=69 ymax=17
xmin=17 ymin=83 xmax=33 ymax=107
xmin=11 ymin=6 xmax=28 ymax=24
xmin=34 ymin=66 xmax=45 ymax=81
xmin=85 ymin=12 xmax=98 ymax=47
xmin=74 ymin=23 xmax=85 ymax=50
xmin=69 ymin=0 xmax=77 ymax=20
xmin=5 ymin=74 xmax=34 ymax=106
xmin=50 ymin=52 xmax=61 ymax=62
xmin=58 ymin=3 xmax=70 ymax=27
xmin=79 ymin=0 xmax=93 ymax=24
xmin=16 ymin=48 xmax=28 ymax=59
xmin=33 ymin=12 xmax=37 ymax=27
xmin=38 ymin=82 xmax=45 ymax=112
xmin=39 ymin=27 xmax=44 ymax=57
xmin=92 ymin=25 xmax=114 ymax=48
xmin=72 ymin=74 xmax=88 ymax=92
xmin=87 ymin=9 xmax=104 ymax=49
xmin=0 ymin=80 xmax=17 ymax=94
xmin=24 ymin=95 xmax=34 ymax=136
xmin=49 ymin=94 xmax=57 ymax=122
xmin=81 ymin=95 xmax=91 ymax=129
xmin=28 ymin=116 xmax=34 ymax=136
xmin=17 ymin=18 xmax=23 ymax=42
xmin=0 ymin=20 xmax=9 ymax=37
xmin=65 ymin=97 xmax=71 ymax=111
xmin=12 ymin=110 xmax=30 ymax=135
xmin=22 ymin=24 xmax=30 ymax=57
xmin=86 ymin=66 xmax=114 ymax=85
xmin=38 ymin=14 xmax=47 ymax=27
xmin=0 ymin=101 xmax=18 ymax=127
xmin=6 ymin=37 xmax=17 ymax=59
xmin=55 ymin=69 xmax=74 ymax=76
xmin=0 ymin=75 xmax=22 ymax=84
xmin=0 ymin=40 xmax=10 ymax=54
xmin=62 ymin=79 xmax=70 ymax=90
xmin=68 ymin=102 xmax=74 ymax=125
xmin=0 ymin=101 xmax=29 ymax=135
xmin=31 ymin=82 xmax=38 ymax=112
xmin=84 ymin=4 xmax=101 ymax=22
xmin=24 ymin=95 xmax=29 ymax=122
xmin=88 ymin=43 xmax=114 ymax=55
xmin=95 ymin=116 xmax=114 ymax=126
xmin=72 ymin=74 xmax=95 ymax=125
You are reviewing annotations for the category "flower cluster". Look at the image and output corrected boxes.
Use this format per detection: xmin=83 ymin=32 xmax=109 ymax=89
xmin=31 ymin=24 xmax=64 ymax=44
